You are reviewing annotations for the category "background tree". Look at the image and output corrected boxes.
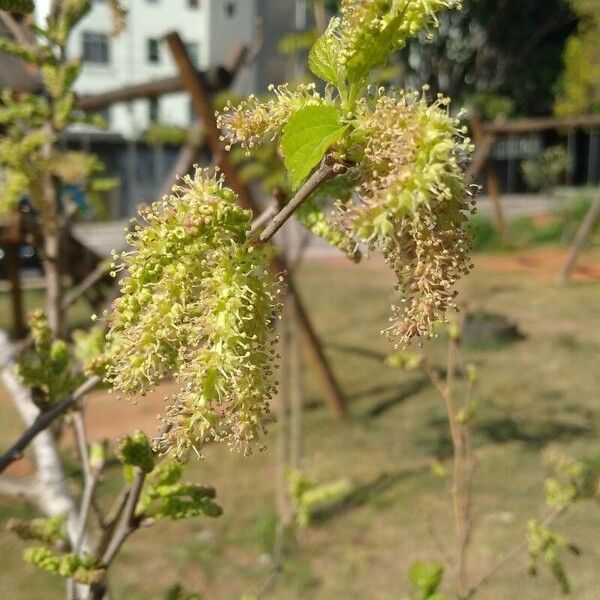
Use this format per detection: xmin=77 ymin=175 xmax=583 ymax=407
xmin=555 ymin=0 xmax=600 ymax=116
xmin=398 ymin=0 xmax=577 ymax=118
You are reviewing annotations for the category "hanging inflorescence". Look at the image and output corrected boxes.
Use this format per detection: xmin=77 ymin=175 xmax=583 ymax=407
xmin=104 ymin=169 xmax=281 ymax=460
xmin=341 ymin=89 xmax=475 ymax=346
xmin=218 ymin=0 xmax=474 ymax=347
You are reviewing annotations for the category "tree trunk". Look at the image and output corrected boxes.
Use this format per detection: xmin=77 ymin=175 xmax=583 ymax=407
xmin=0 ymin=331 xmax=77 ymax=538
xmin=43 ymin=232 xmax=64 ymax=338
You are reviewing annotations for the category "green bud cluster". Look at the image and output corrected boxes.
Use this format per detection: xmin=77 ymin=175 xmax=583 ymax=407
xmin=139 ymin=461 xmax=222 ymax=521
xmin=117 ymin=430 xmax=155 ymax=474
xmin=105 ymin=169 xmax=280 ymax=460
xmin=72 ymin=325 xmax=108 ymax=376
xmin=337 ymin=0 xmax=460 ymax=89
xmin=408 ymin=560 xmax=445 ymax=599
xmin=526 ymin=520 xmax=580 ymax=594
xmin=7 ymin=514 xmax=67 ymax=546
xmin=542 ymin=450 xmax=600 ymax=508
xmin=217 ymin=84 xmax=332 ymax=153
xmin=17 ymin=310 xmax=84 ymax=407
xmin=296 ymin=198 xmax=361 ymax=262
xmin=23 ymin=546 xmax=104 ymax=584
xmin=287 ymin=470 xmax=353 ymax=527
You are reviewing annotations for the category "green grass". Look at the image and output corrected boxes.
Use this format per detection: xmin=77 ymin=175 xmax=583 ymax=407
xmin=1 ymin=256 xmax=600 ymax=599
xmin=0 ymin=286 xmax=96 ymax=334
xmin=470 ymin=196 xmax=600 ymax=252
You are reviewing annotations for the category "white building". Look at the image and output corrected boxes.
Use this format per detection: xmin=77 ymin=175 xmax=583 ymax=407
xmin=66 ymin=0 xmax=257 ymax=139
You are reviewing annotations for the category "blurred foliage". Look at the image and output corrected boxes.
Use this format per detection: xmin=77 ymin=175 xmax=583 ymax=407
xmin=163 ymin=584 xmax=203 ymax=600
xmin=278 ymin=29 xmax=318 ymax=56
xmin=0 ymin=0 xmax=34 ymax=13
xmin=469 ymin=194 xmax=600 ymax=252
xmin=142 ymin=123 xmax=191 ymax=147
xmin=0 ymin=1 xmax=116 ymax=220
xmin=398 ymin=0 xmax=576 ymax=116
xmin=287 ymin=469 xmax=353 ymax=528
xmin=522 ymin=146 xmax=568 ymax=192
xmin=555 ymin=0 xmax=600 ymax=116
xmin=406 ymin=561 xmax=445 ymax=600
xmin=17 ymin=310 xmax=84 ymax=408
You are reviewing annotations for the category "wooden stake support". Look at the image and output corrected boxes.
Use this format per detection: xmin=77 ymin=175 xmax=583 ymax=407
xmin=558 ymin=193 xmax=600 ymax=284
xmin=165 ymin=31 xmax=347 ymax=417
xmin=470 ymin=115 xmax=505 ymax=235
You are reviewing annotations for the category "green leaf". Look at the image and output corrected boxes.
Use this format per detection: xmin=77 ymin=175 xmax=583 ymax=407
xmin=308 ymin=26 xmax=341 ymax=86
xmin=281 ymin=104 xmax=347 ymax=190
xmin=344 ymin=10 xmax=404 ymax=87
xmin=409 ymin=561 xmax=444 ymax=598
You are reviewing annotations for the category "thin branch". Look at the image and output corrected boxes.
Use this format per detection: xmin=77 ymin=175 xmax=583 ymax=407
xmin=0 ymin=375 xmax=102 ymax=474
xmin=91 ymin=485 xmax=130 ymax=560
xmin=255 ymin=520 xmax=290 ymax=600
xmin=99 ymin=467 xmax=145 ymax=567
xmin=0 ymin=475 xmax=38 ymax=500
xmin=71 ymin=411 xmax=99 ymax=554
xmin=72 ymin=411 xmax=92 ymax=482
xmin=465 ymin=503 xmax=572 ymax=599
xmin=88 ymin=469 xmax=146 ymax=598
xmin=61 ymin=259 xmax=113 ymax=310
xmin=249 ymin=201 xmax=278 ymax=237
xmin=259 ymin=155 xmax=348 ymax=242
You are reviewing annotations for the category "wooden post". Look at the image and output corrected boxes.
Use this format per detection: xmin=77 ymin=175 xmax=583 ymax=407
xmin=158 ymin=124 xmax=204 ymax=198
xmin=558 ymin=193 xmax=600 ymax=284
xmin=470 ymin=116 xmax=506 ymax=235
xmin=165 ymin=32 xmax=347 ymax=417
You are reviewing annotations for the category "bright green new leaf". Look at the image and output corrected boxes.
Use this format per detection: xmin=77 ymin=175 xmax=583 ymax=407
xmin=281 ymin=104 xmax=347 ymax=189
xmin=409 ymin=560 xmax=444 ymax=598
xmin=308 ymin=27 xmax=341 ymax=86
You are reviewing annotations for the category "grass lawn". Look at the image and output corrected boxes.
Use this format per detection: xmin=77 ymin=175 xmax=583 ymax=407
xmin=1 ymin=251 xmax=600 ymax=599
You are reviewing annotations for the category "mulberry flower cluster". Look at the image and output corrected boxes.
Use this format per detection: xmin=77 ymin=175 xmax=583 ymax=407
xmin=335 ymin=0 xmax=460 ymax=87
xmin=343 ymin=90 xmax=475 ymax=345
xmin=217 ymin=0 xmax=474 ymax=347
xmin=217 ymin=83 xmax=332 ymax=152
xmin=105 ymin=169 xmax=280 ymax=460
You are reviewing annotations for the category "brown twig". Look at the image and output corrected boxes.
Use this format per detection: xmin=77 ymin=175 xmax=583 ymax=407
xmin=259 ymin=155 xmax=348 ymax=243
xmin=0 ymin=375 xmax=102 ymax=474
xmin=465 ymin=502 xmax=572 ymax=599
xmin=71 ymin=411 xmax=100 ymax=553
xmin=99 ymin=467 xmax=145 ymax=567
xmin=249 ymin=201 xmax=278 ymax=237
xmin=423 ymin=338 xmax=474 ymax=600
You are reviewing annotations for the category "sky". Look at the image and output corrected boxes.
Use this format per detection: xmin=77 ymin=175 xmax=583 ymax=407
xmin=35 ymin=0 xmax=51 ymax=24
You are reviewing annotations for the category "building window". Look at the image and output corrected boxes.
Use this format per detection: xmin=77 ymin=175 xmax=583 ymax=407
xmin=185 ymin=42 xmax=199 ymax=67
xmin=148 ymin=98 xmax=159 ymax=123
xmin=147 ymin=38 xmax=160 ymax=63
xmin=82 ymin=31 xmax=110 ymax=64
xmin=188 ymin=0 xmax=200 ymax=8
xmin=225 ymin=2 xmax=236 ymax=17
